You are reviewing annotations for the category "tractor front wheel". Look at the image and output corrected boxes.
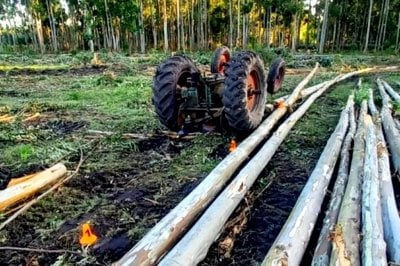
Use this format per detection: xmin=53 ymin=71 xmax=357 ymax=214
xmin=152 ymin=55 xmax=198 ymax=131
xmin=222 ymin=51 xmax=266 ymax=132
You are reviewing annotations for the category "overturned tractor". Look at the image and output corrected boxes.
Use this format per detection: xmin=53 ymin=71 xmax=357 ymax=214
xmin=152 ymin=47 xmax=285 ymax=132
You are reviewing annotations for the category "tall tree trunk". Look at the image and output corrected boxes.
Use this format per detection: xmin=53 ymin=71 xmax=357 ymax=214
xmin=177 ymin=0 xmax=181 ymax=50
xmin=163 ymin=0 xmax=168 ymax=52
xmin=242 ymin=0 xmax=246 ymax=48
xmin=229 ymin=0 xmax=233 ymax=48
xmin=45 ymin=0 xmax=58 ymax=52
xmin=375 ymin=0 xmax=385 ymax=51
xmin=139 ymin=0 xmax=145 ymax=53
xmin=34 ymin=14 xmax=45 ymax=53
xmin=150 ymin=0 xmax=158 ymax=49
xmin=380 ymin=0 xmax=390 ymax=50
xmin=190 ymin=0 xmax=194 ymax=50
xmin=266 ymin=6 xmax=271 ymax=48
xmin=291 ymin=9 xmax=298 ymax=52
xmin=237 ymin=0 xmax=241 ymax=46
xmin=364 ymin=0 xmax=373 ymax=53
xmin=396 ymin=11 xmax=400 ymax=52
xmin=319 ymin=0 xmax=329 ymax=53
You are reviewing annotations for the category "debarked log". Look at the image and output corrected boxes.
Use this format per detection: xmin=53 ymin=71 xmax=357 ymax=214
xmin=261 ymin=96 xmax=353 ymax=266
xmin=0 ymin=163 xmax=67 ymax=211
xmin=361 ymin=115 xmax=387 ymax=266
xmin=330 ymin=101 xmax=368 ymax=266
xmin=312 ymin=96 xmax=356 ymax=266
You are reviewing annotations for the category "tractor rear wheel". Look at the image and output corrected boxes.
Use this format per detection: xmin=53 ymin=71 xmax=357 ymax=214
xmin=211 ymin=46 xmax=231 ymax=74
xmin=222 ymin=51 xmax=266 ymax=132
xmin=152 ymin=55 xmax=198 ymax=131
xmin=267 ymin=57 xmax=286 ymax=94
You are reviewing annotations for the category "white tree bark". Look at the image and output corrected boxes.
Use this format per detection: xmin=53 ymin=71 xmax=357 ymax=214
xmin=262 ymin=96 xmax=352 ymax=266
xmin=377 ymin=78 xmax=400 ymax=173
xmin=361 ymin=115 xmax=387 ymax=266
xmin=381 ymin=79 xmax=400 ymax=103
xmin=364 ymin=0 xmax=373 ymax=53
xmin=330 ymin=101 xmax=368 ymax=266
xmin=160 ymin=74 xmax=351 ymax=266
xmin=114 ymin=64 xmax=319 ymax=266
xmin=312 ymin=96 xmax=356 ymax=266
xmin=369 ymin=95 xmax=400 ymax=263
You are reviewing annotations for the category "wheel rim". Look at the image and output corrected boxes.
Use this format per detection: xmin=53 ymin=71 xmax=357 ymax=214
xmin=246 ymin=70 xmax=260 ymax=111
xmin=218 ymin=53 xmax=230 ymax=74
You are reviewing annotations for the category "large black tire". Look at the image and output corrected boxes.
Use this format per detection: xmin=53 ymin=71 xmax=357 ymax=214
xmin=222 ymin=51 xmax=267 ymax=131
xmin=211 ymin=46 xmax=231 ymax=74
xmin=267 ymin=57 xmax=286 ymax=94
xmin=152 ymin=55 xmax=198 ymax=131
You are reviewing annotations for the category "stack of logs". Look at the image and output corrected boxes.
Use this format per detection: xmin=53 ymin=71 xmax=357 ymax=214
xmin=115 ymin=67 xmax=400 ymax=266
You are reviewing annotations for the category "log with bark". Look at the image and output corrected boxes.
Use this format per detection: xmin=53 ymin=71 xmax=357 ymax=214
xmin=382 ymin=79 xmax=400 ymax=103
xmin=312 ymin=96 xmax=356 ymax=266
xmin=361 ymin=115 xmax=387 ymax=265
xmin=261 ymin=96 xmax=353 ymax=266
xmin=377 ymin=78 xmax=400 ymax=173
xmin=159 ymin=82 xmax=352 ymax=266
xmin=330 ymin=101 xmax=368 ymax=266
xmin=0 ymin=163 xmax=67 ymax=211
xmin=113 ymin=63 xmax=320 ymax=266
xmin=369 ymin=92 xmax=400 ymax=263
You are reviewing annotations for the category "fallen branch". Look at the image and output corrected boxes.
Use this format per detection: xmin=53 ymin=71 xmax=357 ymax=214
xmin=0 ymin=163 xmax=67 ymax=211
xmin=312 ymin=95 xmax=356 ymax=265
xmin=86 ymin=129 xmax=203 ymax=140
xmin=0 ymin=246 xmax=81 ymax=255
xmin=382 ymin=79 xmax=400 ymax=103
xmin=0 ymin=151 xmax=84 ymax=231
xmin=377 ymin=78 xmax=400 ymax=173
xmin=330 ymin=101 xmax=368 ymax=266
xmin=160 ymin=78 xmax=351 ymax=266
xmin=7 ymin=173 xmax=37 ymax=188
xmin=369 ymin=95 xmax=400 ymax=263
xmin=114 ymin=63 xmax=320 ymax=266
xmin=361 ymin=115 xmax=387 ymax=265
xmin=260 ymin=96 xmax=352 ymax=266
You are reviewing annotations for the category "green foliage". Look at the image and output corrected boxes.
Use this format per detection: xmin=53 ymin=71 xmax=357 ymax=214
xmin=354 ymin=85 xmax=369 ymax=106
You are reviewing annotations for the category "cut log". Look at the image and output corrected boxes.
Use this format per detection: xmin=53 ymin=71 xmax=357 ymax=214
xmin=361 ymin=115 xmax=387 ymax=265
xmin=114 ymin=64 xmax=320 ymax=266
xmin=382 ymin=79 xmax=400 ymax=103
xmin=312 ymin=96 xmax=356 ymax=265
xmin=159 ymin=82 xmax=352 ymax=266
xmin=7 ymin=173 xmax=37 ymax=188
xmin=0 ymin=163 xmax=67 ymax=211
xmin=115 ymin=66 xmax=398 ymax=266
xmin=368 ymin=89 xmax=379 ymax=119
xmin=330 ymin=100 xmax=368 ymax=266
xmin=377 ymin=123 xmax=400 ymax=264
xmin=369 ymin=96 xmax=400 ymax=263
xmin=377 ymin=78 xmax=400 ymax=173
xmin=261 ymin=96 xmax=352 ymax=266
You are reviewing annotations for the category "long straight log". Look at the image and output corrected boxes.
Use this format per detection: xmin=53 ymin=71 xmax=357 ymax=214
xmin=160 ymin=80 xmax=352 ymax=266
xmin=261 ymin=96 xmax=352 ymax=266
xmin=330 ymin=101 xmax=368 ymax=266
xmin=361 ymin=115 xmax=387 ymax=265
xmin=115 ymin=66 xmax=398 ymax=266
xmin=382 ymin=79 xmax=400 ymax=103
xmin=377 ymin=78 xmax=400 ymax=173
xmin=0 ymin=163 xmax=67 ymax=211
xmin=114 ymin=64 xmax=320 ymax=266
xmin=369 ymin=93 xmax=400 ymax=263
xmin=312 ymin=96 xmax=356 ymax=266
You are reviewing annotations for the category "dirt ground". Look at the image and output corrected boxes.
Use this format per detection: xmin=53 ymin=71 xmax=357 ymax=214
xmin=1 ymin=52 xmax=399 ymax=265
